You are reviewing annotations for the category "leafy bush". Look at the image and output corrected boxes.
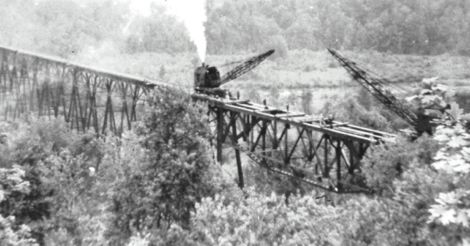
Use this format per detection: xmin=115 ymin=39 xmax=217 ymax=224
xmin=0 ymin=119 xmax=110 ymax=245
xmin=0 ymin=166 xmax=38 ymax=246
xmin=341 ymin=159 xmax=452 ymax=245
xmin=106 ymin=88 xmax=230 ymax=244
xmin=0 ymin=120 xmax=76 ymax=244
xmin=361 ymin=134 xmax=439 ymax=195
xmin=426 ymin=125 xmax=470 ymax=244
xmin=189 ymin=189 xmax=342 ymax=245
xmin=349 ymin=124 xmax=470 ymax=246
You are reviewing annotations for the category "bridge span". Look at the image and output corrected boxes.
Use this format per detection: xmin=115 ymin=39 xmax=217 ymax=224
xmin=192 ymin=94 xmax=395 ymax=193
xmin=0 ymin=45 xmax=395 ymax=193
xmin=0 ymin=46 xmax=160 ymax=135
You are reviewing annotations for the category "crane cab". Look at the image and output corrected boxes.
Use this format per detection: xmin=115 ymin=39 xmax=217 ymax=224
xmin=194 ymin=63 xmax=227 ymax=97
xmin=194 ymin=63 xmax=221 ymax=88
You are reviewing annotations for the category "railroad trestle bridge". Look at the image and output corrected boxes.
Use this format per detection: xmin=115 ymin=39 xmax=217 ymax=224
xmin=0 ymin=46 xmax=157 ymax=135
xmin=0 ymin=45 xmax=396 ymax=193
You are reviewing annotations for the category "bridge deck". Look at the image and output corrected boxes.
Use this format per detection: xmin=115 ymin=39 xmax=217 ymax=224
xmin=0 ymin=46 xmax=162 ymax=89
xmin=192 ymin=93 xmax=395 ymax=144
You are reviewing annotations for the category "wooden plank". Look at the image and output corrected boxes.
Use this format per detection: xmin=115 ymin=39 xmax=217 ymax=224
xmin=226 ymin=99 xmax=250 ymax=104
xmin=276 ymin=113 xmax=306 ymax=118
xmin=333 ymin=120 xmax=396 ymax=137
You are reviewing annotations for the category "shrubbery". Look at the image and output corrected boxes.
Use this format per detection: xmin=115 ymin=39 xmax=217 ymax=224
xmin=106 ymin=89 xmax=231 ymax=244
xmin=0 ymin=119 xmax=109 ymax=245
xmin=189 ymin=189 xmax=341 ymax=245
xmin=0 ymin=89 xmax=233 ymax=245
xmin=343 ymin=125 xmax=470 ymax=246
xmin=0 ymin=166 xmax=38 ymax=246
xmin=361 ymin=134 xmax=439 ymax=195
xmin=1 ymin=90 xmax=469 ymax=246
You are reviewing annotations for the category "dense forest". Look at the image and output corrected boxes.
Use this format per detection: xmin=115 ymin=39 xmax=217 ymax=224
xmin=2 ymin=0 xmax=470 ymax=57
xmin=0 ymin=0 xmax=470 ymax=245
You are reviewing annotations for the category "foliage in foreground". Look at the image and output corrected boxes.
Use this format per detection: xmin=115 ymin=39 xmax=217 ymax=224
xmin=1 ymin=89 xmax=470 ymax=245
xmin=0 ymin=119 xmax=108 ymax=245
xmin=168 ymin=125 xmax=469 ymax=246
xmin=191 ymin=189 xmax=344 ymax=245
xmin=0 ymin=166 xmax=38 ymax=246
xmin=106 ymin=88 xmax=230 ymax=244
xmin=125 ymin=124 xmax=469 ymax=246
xmin=0 ymin=88 xmax=231 ymax=245
xmin=353 ymin=125 xmax=470 ymax=245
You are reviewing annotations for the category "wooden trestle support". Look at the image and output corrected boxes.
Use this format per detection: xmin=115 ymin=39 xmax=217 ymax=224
xmin=192 ymin=93 xmax=396 ymax=193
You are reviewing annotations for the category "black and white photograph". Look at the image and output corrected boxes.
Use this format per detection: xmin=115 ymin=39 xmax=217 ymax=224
xmin=0 ymin=0 xmax=469 ymax=245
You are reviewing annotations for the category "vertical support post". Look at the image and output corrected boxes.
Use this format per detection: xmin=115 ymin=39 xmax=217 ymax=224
xmin=31 ymin=59 xmax=39 ymax=116
xmin=324 ymin=135 xmax=329 ymax=178
xmin=250 ymin=116 xmax=254 ymax=150
xmin=102 ymin=80 xmax=114 ymax=134
xmin=231 ymin=112 xmax=244 ymax=188
xmin=119 ymin=83 xmax=130 ymax=135
xmin=284 ymin=124 xmax=289 ymax=165
xmin=216 ymin=107 xmax=224 ymax=163
xmin=242 ymin=115 xmax=248 ymax=141
xmin=349 ymin=142 xmax=355 ymax=174
xmin=272 ymin=120 xmax=278 ymax=149
xmin=336 ymin=139 xmax=342 ymax=190
xmin=130 ymin=86 xmax=140 ymax=121
xmin=262 ymin=121 xmax=267 ymax=164
xmin=89 ymin=76 xmax=100 ymax=134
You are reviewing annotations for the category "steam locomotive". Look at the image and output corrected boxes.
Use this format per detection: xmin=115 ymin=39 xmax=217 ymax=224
xmin=194 ymin=63 xmax=227 ymax=97
xmin=193 ymin=49 xmax=275 ymax=98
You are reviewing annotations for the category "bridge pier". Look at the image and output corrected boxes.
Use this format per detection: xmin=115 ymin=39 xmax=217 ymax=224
xmin=230 ymin=111 xmax=244 ymax=188
xmin=216 ymin=107 xmax=224 ymax=163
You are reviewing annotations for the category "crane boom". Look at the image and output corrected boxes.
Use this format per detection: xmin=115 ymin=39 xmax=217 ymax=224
xmin=219 ymin=49 xmax=275 ymax=85
xmin=327 ymin=49 xmax=419 ymax=127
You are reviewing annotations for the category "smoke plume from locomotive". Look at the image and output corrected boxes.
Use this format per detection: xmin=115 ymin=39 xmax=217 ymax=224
xmin=167 ymin=0 xmax=207 ymax=62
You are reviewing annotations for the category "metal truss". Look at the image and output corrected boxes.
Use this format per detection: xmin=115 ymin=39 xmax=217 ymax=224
xmin=192 ymin=93 xmax=396 ymax=193
xmin=0 ymin=46 xmax=158 ymax=135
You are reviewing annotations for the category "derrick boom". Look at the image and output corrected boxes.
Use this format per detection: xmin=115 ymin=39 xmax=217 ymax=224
xmin=327 ymin=49 xmax=419 ymax=127
xmin=219 ymin=49 xmax=275 ymax=85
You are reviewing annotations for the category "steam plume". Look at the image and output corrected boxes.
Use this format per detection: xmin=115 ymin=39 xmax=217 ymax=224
xmin=121 ymin=0 xmax=208 ymax=61
xmin=167 ymin=0 xmax=207 ymax=62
